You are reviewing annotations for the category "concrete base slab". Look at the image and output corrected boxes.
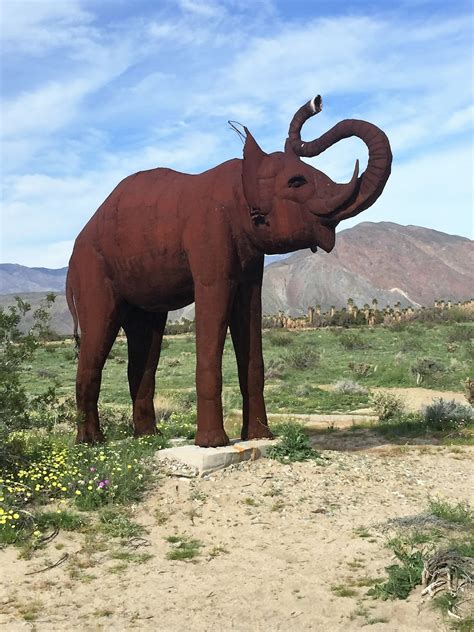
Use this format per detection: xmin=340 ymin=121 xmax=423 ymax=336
xmin=156 ymin=438 xmax=277 ymax=476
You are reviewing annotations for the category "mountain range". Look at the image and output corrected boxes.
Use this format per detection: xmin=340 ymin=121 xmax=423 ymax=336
xmin=1 ymin=222 xmax=472 ymax=334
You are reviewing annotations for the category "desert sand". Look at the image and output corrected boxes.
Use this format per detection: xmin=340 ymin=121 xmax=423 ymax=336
xmin=1 ymin=425 xmax=472 ymax=631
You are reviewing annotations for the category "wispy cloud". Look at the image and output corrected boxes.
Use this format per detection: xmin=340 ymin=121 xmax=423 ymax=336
xmin=1 ymin=0 xmax=472 ymax=267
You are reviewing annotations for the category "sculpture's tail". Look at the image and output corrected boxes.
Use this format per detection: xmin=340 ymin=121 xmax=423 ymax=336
xmin=65 ymin=269 xmax=80 ymax=354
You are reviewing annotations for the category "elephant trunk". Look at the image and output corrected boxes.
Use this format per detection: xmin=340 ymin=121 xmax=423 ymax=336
xmin=288 ymin=96 xmax=392 ymax=221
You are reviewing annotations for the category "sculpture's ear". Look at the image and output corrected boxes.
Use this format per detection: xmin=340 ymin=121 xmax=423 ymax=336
xmin=242 ymin=127 xmax=267 ymax=212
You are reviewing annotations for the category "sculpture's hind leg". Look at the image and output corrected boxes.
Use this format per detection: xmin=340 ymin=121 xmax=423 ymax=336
xmin=123 ymin=308 xmax=167 ymax=437
xmin=70 ymin=245 xmax=122 ymax=443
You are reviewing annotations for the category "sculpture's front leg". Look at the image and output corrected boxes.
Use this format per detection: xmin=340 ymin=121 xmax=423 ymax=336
xmin=230 ymin=260 xmax=273 ymax=441
xmin=193 ymin=281 xmax=235 ymax=447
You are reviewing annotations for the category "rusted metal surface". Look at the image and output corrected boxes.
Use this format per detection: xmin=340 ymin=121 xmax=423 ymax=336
xmin=67 ymin=95 xmax=392 ymax=446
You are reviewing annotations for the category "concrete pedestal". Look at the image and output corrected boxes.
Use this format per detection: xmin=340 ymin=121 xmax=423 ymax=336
xmin=156 ymin=438 xmax=276 ymax=476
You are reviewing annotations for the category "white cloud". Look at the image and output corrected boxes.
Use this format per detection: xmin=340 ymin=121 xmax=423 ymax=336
xmin=0 ymin=0 xmax=94 ymax=55
xmin=1 ymin=2 xmax=472 ymax=268
xmin=177 ymin=0 xmax=223 ymax=18
xmin=1 ymin=129 xmax=224 ymax=267
xmin=1 ymin=240 xmax=75 ymax=269
xmin=344 ymin=141 xmax=474 ymax=238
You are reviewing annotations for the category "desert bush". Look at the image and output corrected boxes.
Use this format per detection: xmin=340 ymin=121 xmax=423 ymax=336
xmin=265 ymin=358 xmax=286 ymax=380
xmin=268 ymin=422 xmax=322 ymax=463
xmin=170 ymin=390 xmax=197 ymax=408
xmin=348 ymin=362 xmax=375 ymax=377
xmin=335 ymin=330 xmax=369 ymax=350
xmin=370 ymin=391 xmax=405 ymax=421
xmin=464 ymin=379 xmax=474 ymax=405
xmin=164 ymin=319 xmax=195 ymax=335
xmin=63 ymin=349 xmax=75 ymax=361
xmin=332 ymin=379 xmax=368 ymax=395
xmin=98 ymin=405 xmax=134 ymax=439
xmin=447 ymin=324 xmax=473 ymax=343
xmin=424 ymin=399 xmax=474 ymax=431
xmin=388 ymin=321 xmax=409 ymax=332
xmin=368 ymin=540 xmax=425 ymax=600
xmin=0 ymin=295 xmax=56 ymax=459
xmin=428 ymin=498 xmax=472 ymax=525
xmin=400 ymin=336 xmax=423 ymax=353
xmin=27 ymin=389 xmax=77 ymax=432
xmin=410 ymin=357 xmax=447 ymax=384
xmin=413 ymin=307 xmax=472 ymax=324
xmin=285 ymin=348 xmax=320 ymax=370
xmin=295 ymin=383 xmax=312 ymax=397
xmin=265 ymin=330 xmax=294 ymax=347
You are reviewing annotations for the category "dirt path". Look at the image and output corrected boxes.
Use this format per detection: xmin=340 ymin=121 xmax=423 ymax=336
xmin=317 ymin=385 xmax=468 ymax=413
xmin=1 ymin=442 xmax=472 ymax=631
xmin=370 ymin=387 xmax=467 ymax=412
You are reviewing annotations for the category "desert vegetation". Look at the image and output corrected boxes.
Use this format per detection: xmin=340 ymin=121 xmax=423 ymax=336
xmin=1 ymin=296 xmax=472 ymax=630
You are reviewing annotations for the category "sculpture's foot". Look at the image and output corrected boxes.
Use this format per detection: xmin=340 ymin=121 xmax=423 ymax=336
xmin=195 ymin=428 xmax=229 ymax=448
xmin=75 ymin=426 xmax=105 ymax=444
xmin=242 ymin=422 xmax=274 ymax=441
xmin=134 ymin=420 xmax=158 ymax=438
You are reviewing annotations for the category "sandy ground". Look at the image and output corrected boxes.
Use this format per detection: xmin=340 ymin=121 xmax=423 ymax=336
xmin=317 ymin=385 xmax=467 ymax=414
xmin=370 ymin=387 xmax=468 ymax=412
xmin=1 ymin=435 xmax=473 ymax=631
xmin=1 ymin=388 xmax=472 ymax=630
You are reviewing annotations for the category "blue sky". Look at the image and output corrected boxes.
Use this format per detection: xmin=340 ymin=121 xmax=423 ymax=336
xmin=1 ymin=0 xmax=473 ymax=267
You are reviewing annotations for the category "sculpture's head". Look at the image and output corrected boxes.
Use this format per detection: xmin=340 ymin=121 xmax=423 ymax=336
xmin=242 ymin=95 xmax=392 ymax=254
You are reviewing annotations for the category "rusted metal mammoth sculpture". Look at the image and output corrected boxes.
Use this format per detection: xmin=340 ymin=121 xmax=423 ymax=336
xmin=66 ymin=95 xmax=392 ymax=447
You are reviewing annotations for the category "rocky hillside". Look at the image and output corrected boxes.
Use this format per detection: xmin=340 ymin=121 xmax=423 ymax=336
xmin=262 ymin=222 xmax=473 ymax=315
xmin=1 ymin=222 xmax=472 ymax=332
xmin=0 ymin=264 xmax=68 ymax=294
xmin=331 ymin=222 xmax=474 ymax=306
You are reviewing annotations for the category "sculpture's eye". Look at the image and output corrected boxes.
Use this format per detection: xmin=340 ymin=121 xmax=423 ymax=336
xmin=288 ymin=175 xmax=308 ymax=188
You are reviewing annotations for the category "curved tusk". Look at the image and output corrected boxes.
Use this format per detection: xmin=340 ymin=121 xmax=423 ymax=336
xmin=308 ymin=160 xmax=360 ymax=216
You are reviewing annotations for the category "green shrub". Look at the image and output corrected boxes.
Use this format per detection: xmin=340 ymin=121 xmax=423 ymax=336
xmin=374 ymin=413 xmax=426 ymax=439
xmin=400 ymin=336 xmax=423 ymax=353
xmin=165 ymin=534 xmax=202 ymax=560
xmin=268 ymin=422 xmax=323 ymax=463
xmin=348 ymin=362 xmax=375 ymax=377
xmin=410 ymin=357 xmax=446 ymax=384
xmin=447 ymin=325 xmax=473 ymax=343
xmin=428 ymin=498 xmax=472 ymax=526
xmin=99 ymin=508 xmax=145 ymax=538
xmin=413 ymin=307 xmax=472 ymax=324
xmin=368 ymin=544 xmax=424 ymax=600
xmin=285 ymin=348 xmax=319 ymax=370
xmin=27 ymin=389 xmax=77 ymax=432
xmin=370 ymin=391 xmax=405 ymax=421
xmin=295 ymin=383 xmax=312 ymax=397
xmin=332 ymin=379 xmax=368 ymax=395
xmin=265 ymin=330 xmax=294 ymax=347
xmin=35 ymin=509 xmax=89 ymax=531
xmin=265 ymin=358 xmax=286 ymax=380
xmin=424 ymin=399 xmax=474 ymax=431
xmin=336 ymin=330 xmax=369 ymax=350
xmin=171 ymin=390 xmax=197 ymax=408
xmin=0 ymin=295 xmax=56 ymax=462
